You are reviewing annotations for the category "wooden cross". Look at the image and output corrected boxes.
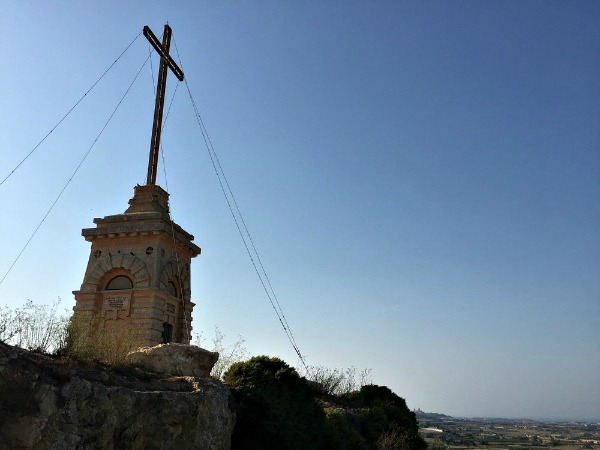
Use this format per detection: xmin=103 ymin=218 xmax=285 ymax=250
xmin=143 ymin=24 xmax=184 ymax=185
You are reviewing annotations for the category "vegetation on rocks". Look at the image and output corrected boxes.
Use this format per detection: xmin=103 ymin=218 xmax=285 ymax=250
xmin=0 ymin=298 xmax=67 ymax=353
xmin=224 ymin=356 xmax=427 ymax=450
xmin=1 ymin=301 xmax=426 ymax=450
xmin=1 ymin=299 xmax=146 ymax=365
xmin=0 ymin=342 xmax=234 ymax=450
xmin=61 ymin=313 xmax=142 ymax=366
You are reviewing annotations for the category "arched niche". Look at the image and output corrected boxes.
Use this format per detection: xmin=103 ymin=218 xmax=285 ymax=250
xmin=81 ymin=252 xmax=150 ymax=291
xmin=105 ymin=275 xmax=133 ymax=290
xmin=159 ymin=259 xmax=190 ymax=301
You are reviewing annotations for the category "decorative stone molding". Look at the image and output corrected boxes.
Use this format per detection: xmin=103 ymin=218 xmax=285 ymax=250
xmin=81 ymin=252 xmax=150 ymax=291
xmin=159 ymin=258 xmax=191 ymax=301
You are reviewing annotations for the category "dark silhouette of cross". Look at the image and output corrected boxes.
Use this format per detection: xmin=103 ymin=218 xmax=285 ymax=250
xmin=143 ymin=24 xmax=184 ymax=186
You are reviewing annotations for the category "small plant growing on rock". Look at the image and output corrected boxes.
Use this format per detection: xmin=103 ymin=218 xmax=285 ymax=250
xmin=62 ymin=313 xmax=142 ymax=366
xmin=194 ymin=327 xmax=248 ymax=379
xmin=302 ymin=364 xmax=373 ymax=396
xmin=0 ymin=298 xmax=68 ymax=353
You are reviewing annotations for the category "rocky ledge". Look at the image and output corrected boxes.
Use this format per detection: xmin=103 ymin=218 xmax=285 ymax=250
xmin=0 ymin=342 xmax=234 ymax=450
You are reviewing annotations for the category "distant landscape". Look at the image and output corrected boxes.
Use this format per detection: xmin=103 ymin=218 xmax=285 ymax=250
xmin=416 ymin=410 xmax=599 ymax=450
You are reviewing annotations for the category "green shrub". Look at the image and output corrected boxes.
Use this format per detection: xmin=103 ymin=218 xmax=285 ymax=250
xmin=347 ymin=385 xmax=427 ymax=450
xmin=224 ymin=358 xmax=427 ymax=450
xmin=324 ymin=407 xmax=369 ymax=450
xmin=224 ymin=356 xmax=332 ymax=450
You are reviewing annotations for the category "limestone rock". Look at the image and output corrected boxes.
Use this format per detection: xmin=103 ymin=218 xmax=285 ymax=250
xmin=126 ymin=343 xmax=219 ymax=377
xmin=0 ymin=342 xmax=234 ymax=450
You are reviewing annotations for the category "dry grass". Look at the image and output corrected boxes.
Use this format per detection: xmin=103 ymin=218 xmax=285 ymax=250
xmin=62 ymin=313 xmax=142 ymax=366
xmin=0 ymin=298 xmax=68 ymax=353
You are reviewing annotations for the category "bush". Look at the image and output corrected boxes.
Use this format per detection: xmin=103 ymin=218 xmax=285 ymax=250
xmin=0 ymin=300 xmax=141 ymax=366
xmin=324 ymin=407 xmax=370 ymax=450
xmin=348 ymin=385 xmax=427 ymax=450
xmin=194 ymin=327 xmax=248 ymax=379
xmin=224 ymin=356 xmax=332 ymax=450
xmin=62 ymin=313 xmax=142 ymax=366
xmin=377 ymin=426 xmax=413 ymax=450
xmin=303 ymin=364 xmax=373 ymax=396
xmin=0 ymin=298 xmax=68 ymax=353
xmin=224 ymin=357 xmax=427 ymax=450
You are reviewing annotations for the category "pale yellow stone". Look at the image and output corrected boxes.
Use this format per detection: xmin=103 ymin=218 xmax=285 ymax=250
xmin=73 ymin=185 xmax=201 ymax=346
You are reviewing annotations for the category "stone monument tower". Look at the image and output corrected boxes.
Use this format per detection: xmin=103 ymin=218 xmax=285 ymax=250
xmin=72 ymin=25 xmax=200 ymax=346
xmin=72 ymin=185 xmax=200 ymax=345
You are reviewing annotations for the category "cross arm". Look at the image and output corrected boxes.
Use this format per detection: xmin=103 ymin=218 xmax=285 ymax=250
xmin=143 ymin=25 xmax=184 ymax=81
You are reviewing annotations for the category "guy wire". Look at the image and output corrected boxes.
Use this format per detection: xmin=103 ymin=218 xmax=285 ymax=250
xmin=0 ymin=31 xmax=143 ymax=188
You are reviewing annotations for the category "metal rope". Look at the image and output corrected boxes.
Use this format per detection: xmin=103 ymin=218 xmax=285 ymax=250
xmin=0 ymin=54 xmax=151 ymax=287
xmin=0 ymin=31 xmax=143 ymax=188
xmin=172 ymin=36 xmax=309 ymax=373
xmin=158 ymin=84 xmax=192 ymax=343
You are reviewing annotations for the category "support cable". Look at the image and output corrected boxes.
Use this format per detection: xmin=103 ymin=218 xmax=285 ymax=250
xmin=0 ymin=31 xmax=142 ymax=188
xmin=149 ymin=45 xmax=157 ymax=93
xmin=159 ymin=84 xmax=192 ymax=343
xmin=0 ymin=54 xmax=151 ymax=287
xmin=172 ymin=37 xmax=309 ymax=373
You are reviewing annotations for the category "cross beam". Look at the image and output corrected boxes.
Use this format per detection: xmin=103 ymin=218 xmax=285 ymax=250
xmin=144 ymin=24 xmax=184 ymax=186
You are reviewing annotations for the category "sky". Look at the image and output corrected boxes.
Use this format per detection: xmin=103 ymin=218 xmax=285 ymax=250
xmin=0 ymin=1 xmax=598 ymax=421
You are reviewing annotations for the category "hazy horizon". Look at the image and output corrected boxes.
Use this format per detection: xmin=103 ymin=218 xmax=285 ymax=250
xmin=417 ymin=409 xmax=600 ymax=423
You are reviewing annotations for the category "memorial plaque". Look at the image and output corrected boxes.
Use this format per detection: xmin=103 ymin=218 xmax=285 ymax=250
xmin=103 ymin=292 xmax=131 ymax=312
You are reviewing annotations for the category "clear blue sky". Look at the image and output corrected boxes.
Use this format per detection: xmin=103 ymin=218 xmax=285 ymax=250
xmin=1 ymin=1 xmax=598 ymax=420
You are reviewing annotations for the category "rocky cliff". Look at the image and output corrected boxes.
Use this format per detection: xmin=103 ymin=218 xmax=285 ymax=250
xmin=0 ymin=342 xmax=234 ymax=450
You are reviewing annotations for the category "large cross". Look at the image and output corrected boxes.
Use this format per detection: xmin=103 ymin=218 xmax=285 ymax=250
xmin=143 ymin=24 xmax=184 ymax=185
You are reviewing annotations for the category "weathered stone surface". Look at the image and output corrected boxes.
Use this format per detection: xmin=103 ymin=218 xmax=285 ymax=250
xmin=74 ymin=184 xmax=201 ymax=348
xmin=0 ymin=342 xmax=234 ymax=450
xmin=126 ymin=343 xmax=219 ymax=378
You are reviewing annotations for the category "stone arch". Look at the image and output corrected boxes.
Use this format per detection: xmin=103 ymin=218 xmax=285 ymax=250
xmin=105 ymin=274 xmax=133 ymax=290
xmin=159 ymin=259 xmax=190 ymax=301
xmin=81 ymin=252 xmax=150 ymax=291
